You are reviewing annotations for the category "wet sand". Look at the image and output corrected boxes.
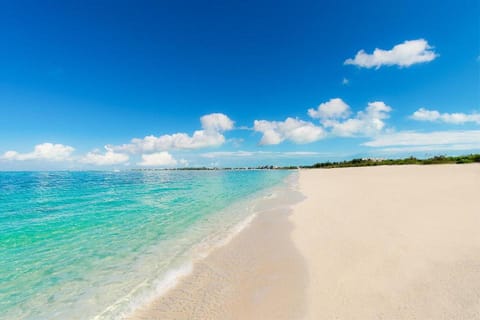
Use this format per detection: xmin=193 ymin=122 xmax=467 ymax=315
xmin=131 ymin=164 xmax=480 ymax=319
xmin=130 ymin=185 xmax=307 ymax=320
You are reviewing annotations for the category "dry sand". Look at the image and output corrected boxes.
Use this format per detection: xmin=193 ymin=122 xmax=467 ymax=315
xmin=131 ymin=164 xmax=480 ymax=320
xmin=292 ymin=164 xmax=480 ymax=319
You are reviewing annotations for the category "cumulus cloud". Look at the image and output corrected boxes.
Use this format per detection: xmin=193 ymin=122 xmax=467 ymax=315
xmin=410 ymin=108 xmax=480 ymax=124
xmin=320 ymin=101 xmax=392 ymax=137
xmin=363 ymin=130 xmax=480 ymax=147
xmin=81 ymin=146 xmax=129 ymax=165
xmin=137 ymin=151 xmax=178 ymax=166
xmin=112 ymin=131 xmax=226 ymax=153
xmin=253 ymin=118 xmax=325 ymax=145
xmin=308 ymin=98 xmax=351 ymax=120
xmin=254 ymin=99 xmax=392 ymax=145
xmin=1 ymin=143 xmax=74 ymax=161
xmin=200 ymin=113 xmax=234 ymax=132
xmin=344 ymin=39 xmax=438 ymax=69
xmin=110 ymin=113 xmax=234 ymax=153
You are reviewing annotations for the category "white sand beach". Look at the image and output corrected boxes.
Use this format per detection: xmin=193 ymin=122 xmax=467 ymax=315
xmin=291 ymin=164 xmax=480 ymax=319
xmin=133 ymin=164 xmax=480 ymax=319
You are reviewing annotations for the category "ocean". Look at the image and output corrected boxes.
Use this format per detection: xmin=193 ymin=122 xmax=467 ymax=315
xmin=0 ymin=169 xmax=292 ymax=319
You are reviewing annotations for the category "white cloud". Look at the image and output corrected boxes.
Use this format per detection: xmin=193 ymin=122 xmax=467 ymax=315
xmin=253 ymin=99 xmax=392 ymax=146
xmin=410 ymin=108 xmax=480 ymax=124
xmin=344 ymin=39 xmax=438 ymax=69
xmin=201 ymin=151 xmax=255 ymax=158
xmin=363 ymin=130 xmax=480 ymax=147
xmin=342 ymin=78 xmax=349 ymax=85
xmin=115 ymin=131 xmax=226 ymax=153
xmin=138 ymin=151 xmax=178 ymax=167
xmin=110 ymin=113 xmax=234 ymax=153
xmin=378 ymin=143 xmax=480 ymax=153
xmin=308 ymin=98 xmax=351 ymax=120
xmin=1 ymin=143 xmax=75 ymax=161
xmin=200 ymin=113 xmax=234 ymax=132
xmin=81 ymin=146 xmax=129 ymax=165
xmin=282 ymin=151 xmax=322 ymax=156
xmin=201 ymin=150 xmax=325 ymax=158
xmin=410 ymin=108 xmax=440 ymax=121
xmin=323 ymin=101 xmax=392 ymax=137
xmin=253 ymin=117 xmax=325 ymax=145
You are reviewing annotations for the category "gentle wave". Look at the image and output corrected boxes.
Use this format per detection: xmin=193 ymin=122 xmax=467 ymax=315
xmin=0 ymin=170 xmax=292 ymax=319
xmin=96 ymin=172 xmax=299 ymax=319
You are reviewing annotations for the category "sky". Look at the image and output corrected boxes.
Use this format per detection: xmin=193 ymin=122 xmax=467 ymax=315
xmin=0 ymin=0 xmax=479 ymax=169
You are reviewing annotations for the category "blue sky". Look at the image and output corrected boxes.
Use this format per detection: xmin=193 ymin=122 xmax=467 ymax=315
xmin=1 ymin=0 xmax=479 ymax=169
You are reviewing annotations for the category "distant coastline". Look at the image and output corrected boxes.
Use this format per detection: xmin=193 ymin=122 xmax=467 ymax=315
xmin=131 ymin=153 xmax=480 ymax=171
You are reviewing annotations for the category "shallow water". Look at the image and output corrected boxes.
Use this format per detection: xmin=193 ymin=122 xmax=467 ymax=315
xmin=0 ymin=170 xmax=291 ymax=319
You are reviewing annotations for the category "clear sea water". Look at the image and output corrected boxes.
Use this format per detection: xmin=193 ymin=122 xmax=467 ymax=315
xmin=0 ymin=170 xmax=292 ymax=319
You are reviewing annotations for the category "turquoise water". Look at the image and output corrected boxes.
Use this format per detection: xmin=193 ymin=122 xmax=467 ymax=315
xmin=0 ymin=170 xmax=291 ymax=319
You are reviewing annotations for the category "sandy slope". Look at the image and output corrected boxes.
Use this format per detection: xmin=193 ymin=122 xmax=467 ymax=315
xmin=291 ymin=164 xmax=480 ymax=320
xmin=131 ymin=183 xmax=307 ymax=320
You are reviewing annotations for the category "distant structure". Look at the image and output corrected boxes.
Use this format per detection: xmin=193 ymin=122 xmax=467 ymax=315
xmin=361 ymin=157 xmax=385 ymax=162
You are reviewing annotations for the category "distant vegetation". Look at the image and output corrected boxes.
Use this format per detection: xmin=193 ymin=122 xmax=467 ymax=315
xmin=302 ymin=154 xmax=480 ymax=169
xmin=132 ymin=154 xmax=480 ymax=171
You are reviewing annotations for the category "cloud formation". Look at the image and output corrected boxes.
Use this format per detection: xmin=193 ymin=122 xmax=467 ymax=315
xmin=377 ymin=143 xmax=480 ymax=153
xmin=110 ymin=113 xmax=234 ymax=153
xmin=363 ymin=130 xmax=480 ymax=147
xmin=137 ymin=151 xmax=178 ymax=166
xmin=344 ymin=39 xmax=438 ymax=69
xmin=200 ymin=113 xmax=234 ymax=131
xmin=308 ymin=98 xmax=351 ymax=120
xmin=81 ymin=146 xmax=129 ymax=165
xmin=328 ymin=101 xmax=392 ymax=136
xmin=253 ymin=118 xmax=325 ymax=145
xmin=310 ymin=100 xmax=392 ymax=137
xmin=201 ymin=150 xmax=323 ymax=158
xmin=1 ymin=143 xmax=74 ymax=161
xmin=410 ymin=108 xmax=480 ymax=124
xmin=254 ymin=99 xmax=392 ymax=146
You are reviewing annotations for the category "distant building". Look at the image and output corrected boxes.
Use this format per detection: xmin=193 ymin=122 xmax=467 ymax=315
xmin=361 ymin=157 xmax=385 ymax=162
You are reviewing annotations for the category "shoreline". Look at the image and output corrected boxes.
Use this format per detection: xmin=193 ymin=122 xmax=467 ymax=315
xmin=126 ymin=163 xmax=479 ymax=319
xmin=89 ymin=172 xmax=297 ymax=319
xmin=129 ymin=172 xmax=307 ymax=319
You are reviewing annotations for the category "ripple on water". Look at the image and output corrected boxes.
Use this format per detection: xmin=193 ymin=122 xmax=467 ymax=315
xmin=0 ymin=170 xmax=292 ymax=319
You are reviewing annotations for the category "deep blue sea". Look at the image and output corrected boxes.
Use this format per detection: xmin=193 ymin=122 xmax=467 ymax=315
xmin=0 ymin=170 xmax=291 ymax=319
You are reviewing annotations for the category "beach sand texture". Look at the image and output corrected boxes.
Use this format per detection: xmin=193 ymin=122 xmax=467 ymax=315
xmin=292 ymin=164 xmax=480 ymax=319
xmin=133 ymin=164 xmax=479 ymax=319
xmin=131 ymin=182 xmax=307 ymax=320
